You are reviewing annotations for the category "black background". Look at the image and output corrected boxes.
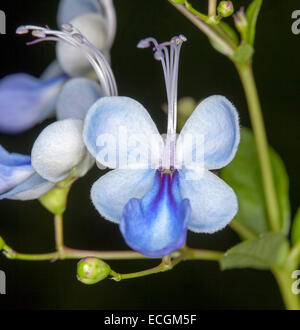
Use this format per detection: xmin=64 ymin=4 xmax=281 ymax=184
xmin=0 ymin=0 xmax=299 ymax=309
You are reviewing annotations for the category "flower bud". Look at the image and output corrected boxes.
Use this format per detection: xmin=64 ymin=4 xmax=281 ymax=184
xmin=39 ymin=185 xmax=69 ymax=215
xmin=234 ymin=8 xmax=248 ymax=37
xmin=217 ymin=1 xmax=234 ymax=18
xmin=77 ymin=257 xmax=111 ymax=285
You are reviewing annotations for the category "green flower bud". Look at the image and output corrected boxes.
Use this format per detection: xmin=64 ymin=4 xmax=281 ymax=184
xmin=171 ymin=0 xmax=185 ymax=4
xmin=234 ymin=8 xmax=248 ymax=39
xmin=77 ymin=257 xmax=111 ymax=285
xmin=0 ymin=236 xmax=5 ymax=250
xmin=39 ymin=185 xmax=69 ymax=215
xmin=217 ymin=1 xmax=234 ymax=18
xmin=39 ymin=171 xmax=76 ymax=215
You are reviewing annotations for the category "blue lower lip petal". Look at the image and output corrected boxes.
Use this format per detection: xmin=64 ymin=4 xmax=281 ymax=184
xmin=120 ymin=170 xmax=191 ymax=258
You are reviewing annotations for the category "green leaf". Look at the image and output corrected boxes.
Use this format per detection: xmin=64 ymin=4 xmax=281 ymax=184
xmin=220 ymin=232 xmax=289 ymax=270
xmin=170 ymin=0 xmax=185 ymax=4
xmin=233 ymin=44 xmax=254 ymax=63
xmin=0 ymin=236 xmax=4 ymax=250
xmin=209 ymin=21 xmax=239 ymax=55
xmin=291 ymin=208 xmax=300 ymax=245
xmin=246 ymin=0 xmax=263 ymax=45
xmin=220 ymin=127 xmax=290 ymax=236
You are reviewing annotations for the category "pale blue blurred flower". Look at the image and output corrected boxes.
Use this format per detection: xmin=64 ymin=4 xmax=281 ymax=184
xmin=0 ymin=0 xmax=115 ymax=134
xmin=0 ymin=145 xmax=55 ymax=201
xmin=0 ymin=72 xmax=67 ymax=134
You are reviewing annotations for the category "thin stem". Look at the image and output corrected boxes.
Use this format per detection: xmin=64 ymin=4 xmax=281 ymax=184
xmin=54 ymin=214 xmax=64 ymax=253
xmin=185 ymin=1 xmax=210 ymax=22
xmin=111 ymin=247 xmax=223 ymax=281
xmin=272 ymin=268 xmax=300 ymax=310
xmin=168 ymin=1 xmax=234 ymax=57
xmin=112 ymin=262 xmax=172 ymax=281
xmin=2 ymin=245 xmax=150 ymax=261
xmin=62 ymin=247 xmax=148 ymax=260
xmin=230 ymin=219 xmax=256 ymax=240
xmin=286 ymin=240 xmax=300 ymax=271
xmin=186 ymin=248 xmax=223 ymax=261
xmin=236 ymin=63 xmax=281 ymax=233
xmin=2 ymin=244 xmax=222 ymax=264
xmin=208 ymin=0 xmax=217 ymax=18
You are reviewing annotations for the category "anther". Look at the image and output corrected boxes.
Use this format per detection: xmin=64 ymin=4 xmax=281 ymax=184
xmin=16 ymin=26 xmax=29 ymax=35
xmin=137 ymin=39 xmax=151 ymax=49
xmin=31 ymin=30 xmax=46 ymax=38
xmin=61 ymin=23 xmax=73 ymax=33
xmin=72 ymin=33 xmax=84 ymax=44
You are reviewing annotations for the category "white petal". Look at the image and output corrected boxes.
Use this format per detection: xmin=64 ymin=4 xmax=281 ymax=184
xmin=31 ymin=119 xmax=87 ymax=182
xmin=179 ymin=168 xmax=238 ymax=233
xmin=176 ymin=95 xmax=240 ymax=170
xmin=83 ymin=96 xmax=163 ymax=170
xmin=91 ymin=169 xmax=156 ymax=223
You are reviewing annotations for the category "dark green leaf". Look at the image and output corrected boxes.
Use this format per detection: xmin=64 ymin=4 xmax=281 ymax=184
xmin=246 ymin=0 xmax=263 ymax=45
xmin=291 ymin=208 xmax=300 ymax=245
xmin=220 ymin=232 xmax=289 ymax=270
xmin=220 ymin=127 xmax=290 ymax=236
xmin=171 ymin=0 xmax=186 ymax=4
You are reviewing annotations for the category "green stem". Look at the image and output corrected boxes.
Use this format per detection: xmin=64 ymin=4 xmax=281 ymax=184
xmin=2 ymin=245 xmax=222 ymax=262
xmin=236 ymin=62 xmax=281 ymax=233
xmin=286 ymin=240 xmax=300 ymax=271
xmin=62 ymin=247 xmax=148 ymax=260
xmin=185 ymin=1 xmax=209 ymax=22
xmin=229 ymin=219 xmax=256 ymax=240
xmin=111 ymin=247 xmax=223 ymax=281
xmin=208 ymin=0 xmax=217 ymax=18
xmin=186 ymin=247 xmax=223 ymax=261
xmin=168 ymin=1 xmax=234 ymax=57
xmin=230 ymin=219 xmax=257 ymax=240
xmin=2 ymin=245 xmax=148 ymax=261
xmin=111 ymin=262 xmax=172 ymax=281
xmin=272 ymin=268 xmax=300 ymax=310
xmin=54 ymin=214 xmax=64 ymax=253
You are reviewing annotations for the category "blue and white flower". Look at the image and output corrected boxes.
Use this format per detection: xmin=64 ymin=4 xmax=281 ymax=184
xmin=0 ymin=0 xmax=115 ymax=134
xmin=83 ymin=35 xmax=240 ymax=257
xmin=0 ymin=19 xmax=117 ymax=201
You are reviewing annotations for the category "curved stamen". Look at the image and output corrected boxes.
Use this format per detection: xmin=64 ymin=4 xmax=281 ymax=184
xmin=16 ymin=24 xmax=118 ymax=97
xmin=137 ymin=35 xmax=186 ymax=169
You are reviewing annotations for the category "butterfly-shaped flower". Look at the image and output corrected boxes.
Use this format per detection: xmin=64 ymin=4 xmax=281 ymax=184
xmin=83 ymin=35 xmax=240 ymax=257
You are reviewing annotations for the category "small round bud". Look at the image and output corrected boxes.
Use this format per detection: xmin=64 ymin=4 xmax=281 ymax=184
xmin=77 ymin=257 xmax=111 ymax=285
xmin=217 ymin=1 xmax=234 ymax=18
xmin=0 ymin=236 xmax=5 ymax=250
